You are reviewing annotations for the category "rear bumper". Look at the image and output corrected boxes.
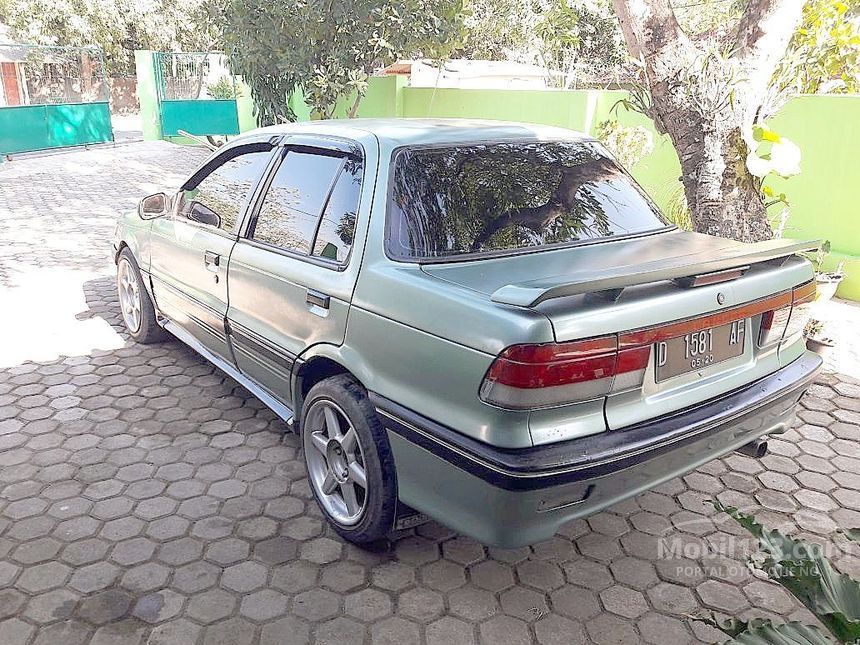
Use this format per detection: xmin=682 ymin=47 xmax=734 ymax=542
xmin=373 ymin=351 xmax=822 ymax=547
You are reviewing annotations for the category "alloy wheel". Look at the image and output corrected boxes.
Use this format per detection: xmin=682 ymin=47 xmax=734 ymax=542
xmin=117 ymin=258 xmax=142 ymax=333
xmin=303 ymin=399 xmax=368 ymax=525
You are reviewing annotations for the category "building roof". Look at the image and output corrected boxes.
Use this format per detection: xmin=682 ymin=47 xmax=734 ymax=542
xmin=255 ymin=118 xmax=588 ymax=147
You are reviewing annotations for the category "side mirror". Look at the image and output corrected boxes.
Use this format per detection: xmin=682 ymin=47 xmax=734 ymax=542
xmin=139 ymin=193 xmax=168 ymax=219
xmin=188 ymin=202 xmax=221 ymax=229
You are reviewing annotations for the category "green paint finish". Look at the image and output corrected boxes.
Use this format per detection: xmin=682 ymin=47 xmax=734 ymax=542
xmin=0 ymin=105 xmax=51 ymax=154
xmin=160 ymin=99 xmax=240 ymax=136
xmin=767 ymin=96 xmax=860 ymax=260
xmin=335 ymin=74 xmax=405 ymax=119
xmin=45 ymin=102 xmax=112 ymax=147
xmin=0 ymin=103 xmax=112 ymax=155
xmin=401 ymin=86 xmax=597 ymax=133
xmin=391 ymin=84 xmax=859 ymax=300
xmin=135 ymin=50 xmax=162 ymax=140
xmin=823 ymin=251 xmax=860 ymax=301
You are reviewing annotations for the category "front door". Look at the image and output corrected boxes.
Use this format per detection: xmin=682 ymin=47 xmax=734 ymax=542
xmin=149 ymin=139 xmax=277 ymax=361
xmin=226 ymin=137 xmax=367 ymax=405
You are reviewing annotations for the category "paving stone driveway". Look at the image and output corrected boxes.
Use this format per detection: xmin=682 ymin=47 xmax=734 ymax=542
xmin=1 ymin=141 xmax=860 ymax=645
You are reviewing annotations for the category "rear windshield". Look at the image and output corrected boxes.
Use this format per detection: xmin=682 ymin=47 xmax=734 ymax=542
xmin=386 ymin=140 xmax=669 ymax=261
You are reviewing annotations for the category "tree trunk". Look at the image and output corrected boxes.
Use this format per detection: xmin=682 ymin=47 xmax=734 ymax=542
xmin=655 ymin=99 xmax=773 ymax=242
xmin=612 ymin=0 xmax=803 ymax=243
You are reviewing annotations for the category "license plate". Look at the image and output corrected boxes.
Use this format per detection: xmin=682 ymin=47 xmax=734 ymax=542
xmin=655 ymin=319 xmax=746 ymax=382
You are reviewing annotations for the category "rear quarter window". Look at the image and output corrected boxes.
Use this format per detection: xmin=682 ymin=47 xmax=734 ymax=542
xmin=386 ymin=140 xmax=669 ymax=261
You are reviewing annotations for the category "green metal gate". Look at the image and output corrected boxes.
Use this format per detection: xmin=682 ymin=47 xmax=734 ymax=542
xmin=0 ymin=44 xmax=113 ymax=156
xmin=154 ymin=52 xmax=240 ymax=137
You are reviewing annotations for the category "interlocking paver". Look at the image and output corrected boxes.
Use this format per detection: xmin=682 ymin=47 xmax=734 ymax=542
xmin=2 ymin=141 xmax=860 ymax=644
xmin=448 ymin=585 xmax=498 ymax=621
xmin=345 ymin=587 xmax=392 ymax=621
xmin=427 ymin=616 xmax=476 ymax=645
xmin=78 ymin=589 xmax=133 ymax=624
xmin=186 ymin=588 xmax=236 ymax=624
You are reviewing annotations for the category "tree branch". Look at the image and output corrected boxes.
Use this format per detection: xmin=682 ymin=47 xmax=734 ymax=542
xmin=731 ymin=0 xmax=803 ymax=67
xmin=611 ymin=0 xmax=687 ymax=63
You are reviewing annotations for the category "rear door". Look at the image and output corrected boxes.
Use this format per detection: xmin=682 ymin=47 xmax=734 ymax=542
xmin=149 ymin=137 xmax=278 ymax=361
xmin=226 ymin=136 xmax=367 ymax=405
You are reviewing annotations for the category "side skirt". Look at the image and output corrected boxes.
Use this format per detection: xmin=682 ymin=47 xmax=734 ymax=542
xmin=162 ymin=320 xmax=295 ymax=427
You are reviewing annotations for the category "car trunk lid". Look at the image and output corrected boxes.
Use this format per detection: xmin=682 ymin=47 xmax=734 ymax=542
xmin=422 ymin=229 xmax=817 ymax=431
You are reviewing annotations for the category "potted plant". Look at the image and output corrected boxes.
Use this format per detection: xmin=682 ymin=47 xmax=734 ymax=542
xmin=810 ymin=241 xmax=845 ymax=302
xmin=804 ymin=318 xmax=835 ymax=358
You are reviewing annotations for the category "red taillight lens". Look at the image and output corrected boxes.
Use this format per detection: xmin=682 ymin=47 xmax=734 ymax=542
xmin=480 ymin=336 xmax=650 ymax=409
xmin=784 ymin=280 xmax=816 ymax=342
xmin=759 ymin=305 xmax=792 ymax=346
xmin=758 ymin=281 xmax=816 ymax=347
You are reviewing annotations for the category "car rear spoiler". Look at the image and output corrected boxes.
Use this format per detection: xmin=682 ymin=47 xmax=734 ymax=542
xmin=490 ymin=239 xmax=820 ymax=307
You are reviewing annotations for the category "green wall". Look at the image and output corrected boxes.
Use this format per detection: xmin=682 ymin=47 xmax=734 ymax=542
xmin=767 ymin=95 xmax=860 ymax=298
xmin=0 ymin=102 xmax=113 ymax=155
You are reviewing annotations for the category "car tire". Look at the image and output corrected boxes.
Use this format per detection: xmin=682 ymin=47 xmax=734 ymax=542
xmin=301 ymin=374 xmax=397 ymax=545
xmin=116 ymin=248 xmax=167 ymax=344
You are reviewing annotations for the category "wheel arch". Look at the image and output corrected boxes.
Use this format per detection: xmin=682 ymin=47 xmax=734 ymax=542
xmin=115 ymin=243 xmax=158 ymax=309
xmin=292 ymin=344 xmax=374 ymax=432
xmin=115 ymin=210 xmax=154 ymax=272
xmin=114 ymin=240 xmax=129 ymax=264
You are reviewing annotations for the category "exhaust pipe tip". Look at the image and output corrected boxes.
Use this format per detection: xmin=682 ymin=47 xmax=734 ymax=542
xmin=737 ymin=439 xmax=768 ymax=459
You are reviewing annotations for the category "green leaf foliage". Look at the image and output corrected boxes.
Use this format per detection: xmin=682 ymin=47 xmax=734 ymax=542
xmin=458 ymin=0 xmax=627 ymax=88
xmin=0 ymin=0 xmax=221 ymax=75
xmin=775 ymin=0 xmax=860 ymax=94
xmin=731 ymin=621 xmax=835 ymax=645
xmin=219 ymin=0 xmax=467 ymax=124
xmin=206 ymin=77 xmax=241 ymax=100
xmin=714 ymin=501 xmax=860 ymax=643
xmin=697 ymin=614 xmax=835 ymax=644
xmin=838 ymin=529 xmax=860 ymax=545
xmin=753 ymin=125 xmax=782 ymax=144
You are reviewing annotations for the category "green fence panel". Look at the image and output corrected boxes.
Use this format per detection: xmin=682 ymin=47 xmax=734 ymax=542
xmin=0 ymin=106 xmax=50 ymax=155
xmin=46 ymin=102 xmax=113 ymax=148
xmin=160 ymin=99 xmax=240 ymax=136
xmin=0 ymin=103 xmax=112 ymax=155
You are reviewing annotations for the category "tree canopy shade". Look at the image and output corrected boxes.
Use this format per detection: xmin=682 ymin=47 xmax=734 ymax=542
xmin=0 ymin=0 xmax=221 ymax=74
xmin=220 ymin=0 xmax=467 ymax=125
xmin=458 ymin=0 xmax=628 ymax=88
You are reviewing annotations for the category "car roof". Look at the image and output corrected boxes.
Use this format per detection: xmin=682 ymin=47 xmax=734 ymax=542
xmin=251 ymin=118 xmax=589 ymax=147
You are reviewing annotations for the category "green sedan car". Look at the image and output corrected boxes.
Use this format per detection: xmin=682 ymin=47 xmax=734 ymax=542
xmin=114 ymin=119 xmax=822 ymax=547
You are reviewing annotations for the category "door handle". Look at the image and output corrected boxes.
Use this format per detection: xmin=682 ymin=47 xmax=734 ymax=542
xmin=306 ymin=289 xmax=330 ymax=309
xmin=204 ymin=251 xmax=220 ymax=272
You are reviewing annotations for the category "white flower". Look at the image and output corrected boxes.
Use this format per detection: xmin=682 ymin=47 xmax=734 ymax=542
xmin=745 ymin=151 xmax=772 ymax=178
xmin=770 ymin=138 xmax=801 ymax=177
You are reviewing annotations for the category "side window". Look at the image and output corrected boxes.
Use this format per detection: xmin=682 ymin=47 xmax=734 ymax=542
xmin=179 ymin=146 xmax=273 ymax=233
xmin=312 ymin=159 xmax=363 ymax=263
xmin=250 ymin=150 xmax=344 ymax=254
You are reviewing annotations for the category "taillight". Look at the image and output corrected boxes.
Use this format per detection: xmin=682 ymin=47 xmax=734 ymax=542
xmin=784 ymin=281 xmax=816 ymax=343
xmin=758 ymin=281 xmax=815 ymax=347
xmin=479 ymin=336 xmax=650 ymax=409
xmin=759 ymin=305 xmax=792 ymax=346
